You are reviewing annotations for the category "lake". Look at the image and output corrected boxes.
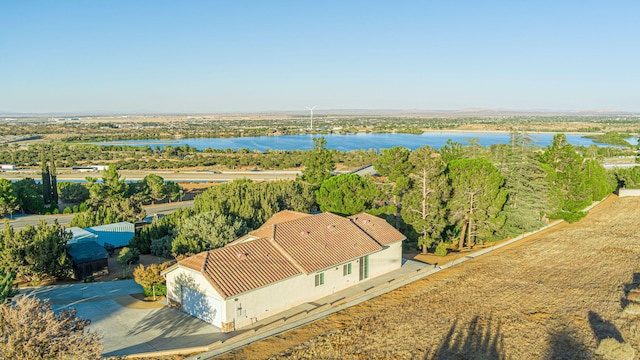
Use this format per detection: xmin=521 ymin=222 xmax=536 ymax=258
xmin=95 ymin=132 xmax=635 ymax=152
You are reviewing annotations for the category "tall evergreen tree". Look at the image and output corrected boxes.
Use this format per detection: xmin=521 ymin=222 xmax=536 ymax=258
xmin=50 ymin=150 xmax=58 ymax=204
xmin=448 ymin=157 xmax=507 ymax=248
xmin=40 ymin=144 xmax=51 ymax=205
xmin=490 ymin=131 xmax=551 ymax=237
xmin=0 ymin=270 xmax=17 ymax=303
xmin=301 ymin=137 xmax=335 ymax=186
xmin=540 ymin=134 xmax=597 ymax=219
xmin=401 ymin=146 xmax=448 ymax=253
xmin=0 ymin=179 xmax=18 ymax=218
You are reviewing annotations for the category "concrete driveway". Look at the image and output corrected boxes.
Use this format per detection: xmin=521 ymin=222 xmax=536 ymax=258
xmin=22 ymin=280 xmax=222 ymax=357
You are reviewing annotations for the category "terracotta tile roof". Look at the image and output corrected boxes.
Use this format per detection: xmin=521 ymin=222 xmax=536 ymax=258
xmin=272 ymin=212 xmax=383 ymax=274
xmin=176 ymin=238 xmax=302 ymax=299
xmin=348 ymin=213 xmax=406 ymax=246
xmin=249 ymin=210 xmax=312 ymax=239
xmin=166 ymin=212 xmax=405 ymax=298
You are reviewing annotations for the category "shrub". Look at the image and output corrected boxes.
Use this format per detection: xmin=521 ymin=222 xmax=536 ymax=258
xmin=63 ymin=206 xmax=72 ymax=214
xmin=79 ymin=203 xmax=88 ymax=212
xmin=550 ymin=211 xmax=587 ymax=224
xmin=435 ymin=241 xmax=448 ymax=257
xmin=72 ymin=205 xmax=79 ymax=213
xmin=150 ymin=235 xmax=173 ymax=259
xmin=143 ymin=283 xmax=167 ymax=298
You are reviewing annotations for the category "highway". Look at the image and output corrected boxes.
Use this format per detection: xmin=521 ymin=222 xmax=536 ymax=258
xmin=6 ymin=200 xmax=195 ymax=229
xmin=0 ymin=169 xmax=300 ymax=182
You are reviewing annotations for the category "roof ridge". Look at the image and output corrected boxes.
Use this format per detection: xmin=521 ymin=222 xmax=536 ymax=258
xmin=269 ymin=225 xmax=308 ymax=274
xmin=348 ymin=215 xmax=384 ymax=246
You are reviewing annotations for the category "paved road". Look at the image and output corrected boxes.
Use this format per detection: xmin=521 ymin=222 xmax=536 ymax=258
xmin=0 ymin=169 xmax=300 ymax=182
xmin=22 ymin=280 xmax=220 ymax=357
xmin=6 ymin=201 xmax=195 ymax=229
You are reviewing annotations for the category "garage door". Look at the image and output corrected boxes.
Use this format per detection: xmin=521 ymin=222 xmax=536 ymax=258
xmin=181 ymin=286 xmax=223 ymax=328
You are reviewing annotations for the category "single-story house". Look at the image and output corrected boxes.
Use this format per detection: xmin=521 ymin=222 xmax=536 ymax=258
xmin=67 ymin=241 xmax=109 ymax=279
xmin=162 ymin=211 xmax=405 ymax=332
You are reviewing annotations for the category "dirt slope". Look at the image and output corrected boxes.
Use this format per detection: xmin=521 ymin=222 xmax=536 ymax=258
xmin=220 ymin=195 xmax=640 ymax=359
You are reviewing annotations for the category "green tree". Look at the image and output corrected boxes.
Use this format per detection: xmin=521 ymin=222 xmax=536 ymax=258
xmin=448 ymin=157 xmax=507 ymax=248
xmin=401 ymin=146 xmax=449 ymax=253
xmin=373 ymin=146 xmax=413 ymax=182
xmin=374 ymin=146 xmax=413 ymax=221
xmin=0 ymin=221 xmax=71 ymax=284
xmin=194 ymin=179 xmax=316 ymax=229
xmin=301 ymin=137 xmax=335 ymax=185
xmin=172 ymin=212 xmax=247 ymax=256
xmin=142 ymin=173 xmax=166 ymax=204
xmin=102 ymin=164 xmax=127 ymax=199
xmin=490 ymin=131 xmax=551 ymax=237
xmin=0 ymin=270 xmax=17 ymax=303
xmin=117 ymin=247 xmax=140 ymax=278
xmin=40 ymin=143 xmax=51 ymax=205
xmin=439 ymin=139 xmax=465 ymax=163
xmin=71 ymin=197 xmax=145 ymax=228
xmin=0 ymin=179 xmax=18 ymax=218
xmin=316 ymin=174 xmax=380 ymax=216
xmin=13 ymin=178 xmax=44 ymax=214
xmin=541 ymin=134 xmax=594 ymax=219
xmin=24 ymin=221 xmax=72 ymax=283
xmin=50 ymin=151 xmax=58 ymax=204
xmin=58 ymin=182 xmax=90 ymax=204
xmin=0 ymin=296 xmax=103 ymax=359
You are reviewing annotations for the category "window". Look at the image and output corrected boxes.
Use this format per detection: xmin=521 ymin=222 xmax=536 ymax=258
xmin=359 ymin=255 xmax=369 ymax=281
xmin=343 ymin=263 xmax=352 ymax=276
xmin=315 ymin=272 xmax=325 ymax=287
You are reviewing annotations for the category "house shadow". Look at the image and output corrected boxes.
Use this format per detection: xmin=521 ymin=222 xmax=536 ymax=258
xmin=427 ymin=316 xmax=504 ymax=360
xmin=620 ymin=272 xmax=640 ymax=309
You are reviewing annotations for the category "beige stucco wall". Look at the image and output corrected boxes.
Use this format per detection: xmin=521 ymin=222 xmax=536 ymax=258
xmin=227 ymin=241 xmax=404 ymax=328
xmin=164 ymin=266 xmax=228 ymax=325
xmin=368 ymin=241 xmax=403 ymax=278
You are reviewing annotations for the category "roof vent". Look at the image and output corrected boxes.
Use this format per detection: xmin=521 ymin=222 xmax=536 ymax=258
xmin=236 ymin=252 xmax=249 ymax=260
xmin=300 ymin=231 xmax=310 ymax=237
xmin=326 ymin=224 xmax=336 ymax=231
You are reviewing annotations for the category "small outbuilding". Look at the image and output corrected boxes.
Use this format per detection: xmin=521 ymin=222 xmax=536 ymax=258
xmin=67 ymin=227 xmax=99 ymax=244
xmin=86 ymin=222 xmax=135 ymax=248
xmin=67 ymin=241 xmax=109 ymax=280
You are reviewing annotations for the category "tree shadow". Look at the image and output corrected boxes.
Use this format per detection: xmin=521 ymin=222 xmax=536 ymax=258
xmin=546 ymin=326 xmax=594 ymax=360
xmin=587 ymin=311 xmax=624 ymax=344
xmin=427 ymin=316 xmax=504 ymax=360
xmin=620 ymin=272 xmax=640 ymax=309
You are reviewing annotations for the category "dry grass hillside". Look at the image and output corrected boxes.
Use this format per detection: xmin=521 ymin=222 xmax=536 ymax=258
xmin=220 ymin=195 xmax=640 ymax=359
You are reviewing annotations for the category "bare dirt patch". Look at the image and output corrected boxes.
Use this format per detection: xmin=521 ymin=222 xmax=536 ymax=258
xmin=219 ymin=195 xmax=640 ymax=359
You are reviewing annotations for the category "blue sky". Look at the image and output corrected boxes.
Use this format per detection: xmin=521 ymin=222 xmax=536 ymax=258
xmin=1 ymin=1 xmax=638 ymax=113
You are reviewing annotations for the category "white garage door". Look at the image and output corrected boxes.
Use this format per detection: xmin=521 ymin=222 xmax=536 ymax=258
xmin=181 ymin=286 xmax=223 ymax=328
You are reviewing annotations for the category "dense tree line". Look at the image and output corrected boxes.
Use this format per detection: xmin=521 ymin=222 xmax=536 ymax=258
xmin=129 ymin=133 xmax=618 ymax=258
xmin=131 ymin=178 xmax=317 ymax=257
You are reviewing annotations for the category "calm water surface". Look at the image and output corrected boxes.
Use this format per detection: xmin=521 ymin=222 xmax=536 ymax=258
xmin=96 ymin=132 xmax=633 ymax=152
